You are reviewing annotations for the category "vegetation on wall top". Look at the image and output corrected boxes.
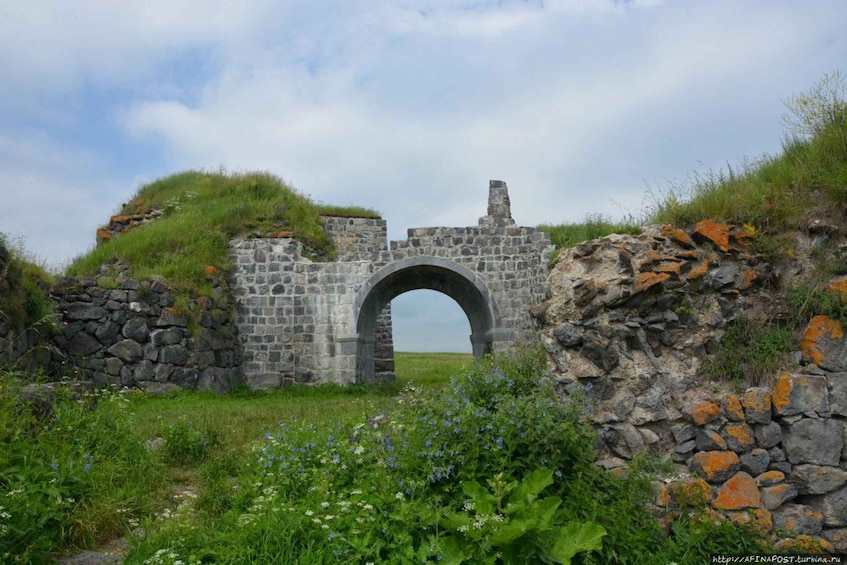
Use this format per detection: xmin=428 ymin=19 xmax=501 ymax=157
xmin=66 ymin=170 xmax=380 ymax=294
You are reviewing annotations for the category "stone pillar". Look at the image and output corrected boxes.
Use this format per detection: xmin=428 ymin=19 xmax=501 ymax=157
xmin=470 ymin=333 xmax=490 ymax=359
xmin=487 ymin=327 xmax=515 ymax=353
xmin=355 ymin=335 xmax=376 ymax=383
xmin=479 ymin=180 xmax=516 ymax=227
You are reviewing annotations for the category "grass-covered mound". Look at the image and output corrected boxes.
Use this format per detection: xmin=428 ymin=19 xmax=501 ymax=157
xmin=67 ymin=170 xmax=379 ymax=295
xmin=540 ymin=71 xmax=847 ymax=251
xmin=648 ymin=71 xmax=847 ymax=233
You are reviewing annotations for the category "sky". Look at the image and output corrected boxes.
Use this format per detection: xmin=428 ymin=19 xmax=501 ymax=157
xmin=1 ymin=1 xmax=846 ymax=352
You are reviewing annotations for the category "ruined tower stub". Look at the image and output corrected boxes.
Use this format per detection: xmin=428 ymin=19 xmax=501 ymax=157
xmin=229 ymin=180 xmax=553 ymax=387
xmin=479 ymin=179 xmax=515 ymax=227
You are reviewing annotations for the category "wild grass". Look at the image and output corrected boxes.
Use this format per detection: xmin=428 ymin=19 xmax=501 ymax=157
xmin=646 ymin=71 xmax=847 ymax=231
xmin=538 ymin=213 xmax=643 ymax=250
xmin=1 ymin=353 xmax=771 ymax=563
xmin=120 ymin=350 xmax=767 ymax=564
xmin=66 ymin=170 xmax=380 ymax=295
xmin=0 ymin=374 xmax=163 ymax=562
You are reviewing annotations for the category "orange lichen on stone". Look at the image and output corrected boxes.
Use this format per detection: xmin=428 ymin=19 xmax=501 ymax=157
xmin=694 ymin=219 xmax=730 ymax=252
xmin=721 ymin=394 xmax=744 ymax=421
xmin=267 ymin=230 xmax=294 ymax=238
xmin=684 ymin=400 xmax=722 ymax=425
xmin=109 ymin=214 xmax=136 ymax=225
xmin=675 ymin=249 xmax=699 ymax=259
xmin=727 ymin=508 xmax=772 ymax=530
xmin=756 ymin=470 xmax=785 ymax=487
xmin=713 ymin=472 xmax=761 ymax=510
xmin=723 ymin=423 xmax=755 ymax=451
xmin=668 ymin=477 xmax=712 ymax=507
xmin=654 ymin=482 xmax=670 ymax=508
xmin=733 ymin=225 xmax=756 ymax=246
xmin=635 ymin=250 xmax=663 ymax=270
xmin=662 ymin=224 xmax=694 ymax=247
xmin=690 ymin=451 xmax=739 ymax=482
xmin=634 ymin=272 xmax=670 ymax=294
xmin=133 ymin=198 xmax=147 ymax=213
xmin=96 ymin=228 xmax=111 ymax=242
xmin=771 ymin=373 xmax=793 ymax=415
xmin=685 ymin=259 xmax=710 ymax=281
xmin=740 ymin=388 xmax=771 ymax=419
xmin=655 ymin=262 xmax=683 ymax=276
xmin=740 ymin=268 xmax=758 ymax=290
xmin=801 ymin=315 xmax=844 ymax=367
xmin=203 ymin=265 xmax=220 ymax=277
xmin=827 ymin=276 xmax=847 ymax=299
xmin=774 ymin=535 xmax=834 ymax=553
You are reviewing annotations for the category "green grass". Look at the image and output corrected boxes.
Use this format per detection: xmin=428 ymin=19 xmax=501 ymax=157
xmin=645 ymin=73 xmax=847 ymax=231
xmin=2 ymin=353 xmax=774 ymax=563
xmin=120 ymin=350 xmax=768 ymax=564
xmin=0 ymin=235 xmax=56 ymax=369
xmin=393 ymin=351 xmax=474 ymax=387
xmin=538 ymin=213 xmax=643 ymax=250
xmin=66 ymin=170 xmax=380 ymax=295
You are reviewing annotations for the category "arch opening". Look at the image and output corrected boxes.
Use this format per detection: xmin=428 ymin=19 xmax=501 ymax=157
xmin=391 ymin=290 xmax=472 ymax=353
xmin=353 ymin=257 xmax=505 ymax=382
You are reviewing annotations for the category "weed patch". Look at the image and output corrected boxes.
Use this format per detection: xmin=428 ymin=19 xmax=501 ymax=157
xmin=700 ymin=315 xmax=794 ymax=387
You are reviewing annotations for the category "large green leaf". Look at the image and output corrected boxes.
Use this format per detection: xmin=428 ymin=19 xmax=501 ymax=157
xmin=509 ymin=467 xmax=553 ymax=506
xmin=489 ymin=516 xmax=535 ymax=546
xmin=462 ymin=480 xmax=497 ymax=515
xmin=540 ymin=521 xmax=606 ymax=565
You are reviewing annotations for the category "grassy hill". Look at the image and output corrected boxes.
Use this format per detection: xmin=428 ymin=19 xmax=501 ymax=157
xmin=541 ymin=70 xmax=847 ymax=250
xmin=67 ymin=170 xmax=379 ymax=295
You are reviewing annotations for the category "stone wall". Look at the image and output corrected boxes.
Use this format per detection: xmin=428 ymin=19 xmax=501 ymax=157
xmin=648 ymin=372 xmax=847 ymax=552
xmin=537 ymin=220 xmax=847 ymax=551
xmin=51 ymin=272 xmax=242 ymax=393
xmin=229 ymin=182 xmax=553 ymax=387
xmin=390 ymin=224 xmax=552 ymax=344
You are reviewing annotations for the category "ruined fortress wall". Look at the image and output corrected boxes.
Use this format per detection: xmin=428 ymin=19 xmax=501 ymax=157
xmin=229 ymin=183 xmax=554 ymax=387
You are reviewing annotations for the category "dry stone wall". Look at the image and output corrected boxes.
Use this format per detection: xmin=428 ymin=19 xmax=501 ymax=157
xmin=50 ymin=271 xmax=242 ymax=393
xmin=538 ymin=220 xmax=847 ymax=551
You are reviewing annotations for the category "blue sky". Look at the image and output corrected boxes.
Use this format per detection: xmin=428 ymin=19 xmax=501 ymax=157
xmin=1 ymin=1 xmax=846 ymax=352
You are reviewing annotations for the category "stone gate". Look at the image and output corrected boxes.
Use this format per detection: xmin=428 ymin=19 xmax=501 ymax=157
xmin=229 ymin=181 xmax=553 ymax=387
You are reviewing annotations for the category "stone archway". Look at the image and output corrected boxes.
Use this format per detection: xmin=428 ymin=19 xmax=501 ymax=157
xmin=352 ymin=256 xmax=510 ymax=382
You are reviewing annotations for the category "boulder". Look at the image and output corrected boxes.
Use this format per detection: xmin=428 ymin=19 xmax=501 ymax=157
xmin=792 ymin=465 xmax=847 ymax=495
xmin=771 ymin=373 xmax=829 ymax=416
xmin=107 ymin=339 xmax=143 ymax=363
xmin=689 ymin=450 xmax=740 ymax=483
xmin=782 ymin=418 xmax=843 ymax=465
xmin=801 ymin=315 xmax=847 ymax=372
xmin=772 ymin=503 xmax=823 ymax=535
xmin=122 ymin=318 xmax=149 ymax=342
xmin=712 ymin=472 xmax=760 ymax=510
